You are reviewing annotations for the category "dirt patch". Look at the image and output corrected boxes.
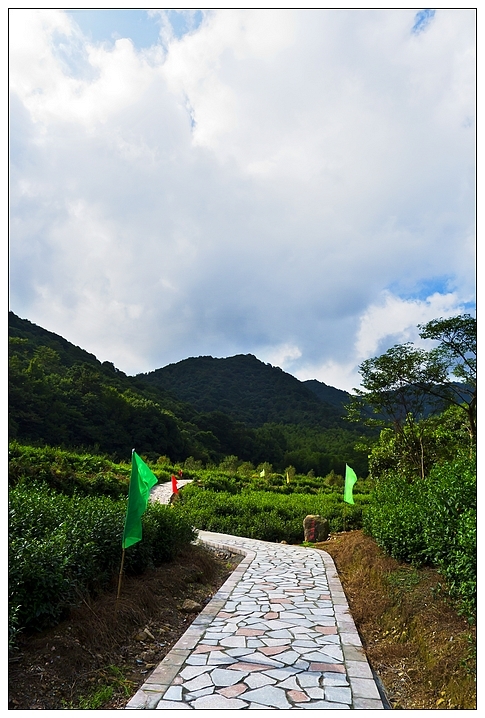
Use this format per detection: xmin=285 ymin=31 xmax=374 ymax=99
xmin=317 ymin=530 xmax=476 ymax=710
xmin=8 ymin=543 xmax=241 ymax=710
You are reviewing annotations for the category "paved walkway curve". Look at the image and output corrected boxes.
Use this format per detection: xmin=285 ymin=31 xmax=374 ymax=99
xmin=125 ymin=526 xmax=385 ymax=710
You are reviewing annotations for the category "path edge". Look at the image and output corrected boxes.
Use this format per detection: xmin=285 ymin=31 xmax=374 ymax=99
xmin=125 ymin=533 xmax=385 ymax=709
xmin=125 ymin=537 xmax=255 ymax=709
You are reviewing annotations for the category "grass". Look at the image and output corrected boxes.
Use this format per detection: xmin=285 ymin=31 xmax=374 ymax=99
xmin=62 ymin=666 xmax=134 ymax=709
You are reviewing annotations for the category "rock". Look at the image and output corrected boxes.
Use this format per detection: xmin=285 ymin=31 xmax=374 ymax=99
xmin=140 ymin=650 xmax=156 ymax=661
xmin=180 ymin=599 xmax=202 ymax=613
xmin=303 ymin=515 xmax=330 ymax=542
xmin=134 ymin=627 xmax=156 ymax=642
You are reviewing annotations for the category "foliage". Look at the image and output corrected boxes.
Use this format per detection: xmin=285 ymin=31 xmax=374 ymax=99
xmin=9 ymin=312 xmax=370 ymax=476
xmin=346 ymin=313 xmax=476 ymax=622
xmin=9 ymin=322 xmax=190 ymax=461
xmin=8 ymin=442 xmax=130 ymax=497
xmin=174 ymin=481 xmax=369 ymax=543
xmin=363 ymin=456 xmax=476 ymax=621
xmin=62 ymin=665 xmax=134 ymax=709
xmin=362 ymin=471 xmax=429 ymax=564
xmin=8 ymin=482 xmax=195 ymax=634
xmin=368 ymin=406 xmax=472 ymax=482
xmin=138 ymin=353 xmax=348 ymax=428
xmin=347 ymin=314 xmax=476 ymax=440
xmin=420 ymin=459 xmax=476 ymax=619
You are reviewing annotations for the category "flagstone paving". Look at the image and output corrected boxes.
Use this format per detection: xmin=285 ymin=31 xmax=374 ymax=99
xmin=125 ymin=531 xmax=385 ymax=710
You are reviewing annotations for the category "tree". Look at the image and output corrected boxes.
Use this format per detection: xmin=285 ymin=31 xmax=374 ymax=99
xmin=418 ymin=314 xmax=476 ymax=439
xmin=218 ymin=455 xmax=240 ymax=475
xmin=347 ymin=314 xmax=476 ymax=443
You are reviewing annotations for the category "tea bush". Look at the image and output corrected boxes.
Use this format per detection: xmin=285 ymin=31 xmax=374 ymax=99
xmin=8 ymin=442 xmax=131 ymax=498
xmin=362 ymin=476 xmax=428 ymax=564
xmin=175 ymin=486 xmax=368 ymax=543
xmin=364 ymin=456 xmax=476 ymax=620
xmin=9 ymin=482 xmax=195 ymax=634
xmin=422 ymin=458 xmax=476 ymax=619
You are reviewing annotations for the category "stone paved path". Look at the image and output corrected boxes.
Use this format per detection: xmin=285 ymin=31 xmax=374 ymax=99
xmin=125 ymin=484 xmax=385 ymax=710
xmin=149 ymin=479 xmax=193 ymax=505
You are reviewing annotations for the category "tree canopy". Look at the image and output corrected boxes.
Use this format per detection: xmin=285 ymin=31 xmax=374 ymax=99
xmin=347 ymin=314 xmax=476 ymax=441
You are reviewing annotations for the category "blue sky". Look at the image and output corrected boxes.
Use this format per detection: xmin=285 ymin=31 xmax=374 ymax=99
xmin=9 ymin=8 xmax=476 ymax=391
xmin=66 ymin=10 xmax=161 ymax=48
xmin=65 ymin=9 xmax=204 ymax=49
xmin=412 ymin=9 xmax=436 ymax=34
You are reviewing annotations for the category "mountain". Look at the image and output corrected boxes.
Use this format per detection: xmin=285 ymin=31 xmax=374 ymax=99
xmin=8 ymin=312 xmax=369 ymax=474
xmin=8 ymin=312 xmax=196 ymax=460
xmin=136 ymin=355 xmax=350 ymax=429
xmin=303 ymin=379 xmax=350 ymax=410
xmin=8 ymin=311 xmax=108 ymax=370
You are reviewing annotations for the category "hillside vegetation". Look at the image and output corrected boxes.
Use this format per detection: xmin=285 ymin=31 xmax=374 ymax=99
xmin=9 ymin=311 xmax=369 ymax=475
xmin=138 ymin=353 xmax=347 ymax=427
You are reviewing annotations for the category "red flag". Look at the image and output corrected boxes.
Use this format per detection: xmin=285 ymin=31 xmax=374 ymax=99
xmin=171 ymin=475 xmax=179 ymax=494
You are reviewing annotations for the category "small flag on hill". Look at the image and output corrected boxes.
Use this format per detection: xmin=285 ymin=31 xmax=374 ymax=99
xmin=260 ymin=468 xmax=265 ymax=478
xmin=171 ymin=474 xmax=179 ymax=494
xmin=344 ymin=464 xmax=357 ymax=505
xmin=122 ymin=451 xmax=158 ymax=549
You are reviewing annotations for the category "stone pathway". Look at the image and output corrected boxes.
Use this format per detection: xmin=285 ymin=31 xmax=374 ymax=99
xmin=126 ymin=490 xmax=386 ymax=710
xmin=149 ymin=479 xmax=193 ymax=505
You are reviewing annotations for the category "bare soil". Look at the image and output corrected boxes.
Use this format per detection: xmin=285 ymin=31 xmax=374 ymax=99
xmin=8 ymin=532 xmax=476 ymax=710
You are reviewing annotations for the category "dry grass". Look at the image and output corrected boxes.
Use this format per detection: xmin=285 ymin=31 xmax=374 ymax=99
xmin=8 ymin=544 xmax=241 ymax=710
xmin=317 ymin=530 xmax=476 ymax=710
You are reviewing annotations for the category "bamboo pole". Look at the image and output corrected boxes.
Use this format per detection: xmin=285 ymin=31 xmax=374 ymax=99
xmin=115 ymin=548 xmax=126 ymax=615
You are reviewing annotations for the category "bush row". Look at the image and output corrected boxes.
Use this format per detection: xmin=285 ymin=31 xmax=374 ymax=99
xmin=174 ymin=484 xmax=368 ymax=543
xmin=8 ymin=442 xmax=131 ymax=498
xmin=9 ymin=482 xmax=196 ymax=640
xmin=363 ymin=457 xmax=476 ymax=620
xmin=186 ymin=466 xmax=373 ymax=497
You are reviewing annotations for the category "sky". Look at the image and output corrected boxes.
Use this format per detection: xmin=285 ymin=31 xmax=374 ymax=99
xmin=9 ymin=7 xmax=476 ymax=392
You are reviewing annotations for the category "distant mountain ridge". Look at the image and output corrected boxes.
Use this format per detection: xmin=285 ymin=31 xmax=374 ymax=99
xmin=9 ymin=311 xmax=368 ymax=474
xmin=137 ymin=354 xmax=350 ymax=429
xmin=302 ymin=379 xmax=350 ymax=409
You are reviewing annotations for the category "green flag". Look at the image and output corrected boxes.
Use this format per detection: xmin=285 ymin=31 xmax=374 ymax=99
xmin=122 ymin=451 xmax=158 ymax=549
xmin=344 ymin=464 xmax=357 ymax=505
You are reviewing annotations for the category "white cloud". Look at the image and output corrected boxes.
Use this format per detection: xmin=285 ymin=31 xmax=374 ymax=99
xmin=9 ymin=8 xmax=475 ymax=387
xmin=258 ymin=343 xmax=302 ymax=371
xmin=354 ymin=291 xmax=470 ymax=360
xmin=294 ymin=290 xmax=470 ymax=391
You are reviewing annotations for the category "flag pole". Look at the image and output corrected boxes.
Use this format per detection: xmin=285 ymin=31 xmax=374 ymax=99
xmin=115 ymin=548 xmax=126 ymax=615
xmin=343 ymin=462 xmax=346 ymax=532
xmin=115 ymin=449 xmax=135 ymax=615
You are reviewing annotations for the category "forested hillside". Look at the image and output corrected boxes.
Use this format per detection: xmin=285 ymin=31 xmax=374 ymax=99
xmin=137 ymin=354 xmax=348 ymax=428
xmin=8 ymin=312 xmax=369 ymax=474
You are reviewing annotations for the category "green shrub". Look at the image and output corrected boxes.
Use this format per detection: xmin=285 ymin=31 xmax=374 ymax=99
xmin=422 ymin=458 xmax=476 ymax=618
xmin=363 ymin=475 xmax=428 ymax=564
xmin=175 ymin=486 xmax=366 ymax=543
xmin=9 ymin=482 xmax=195 ymax=634
xmin=364 ymin=457 xmax=476 ymax=620
xmin=8 ymin=442 xmax=130 ymax=498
